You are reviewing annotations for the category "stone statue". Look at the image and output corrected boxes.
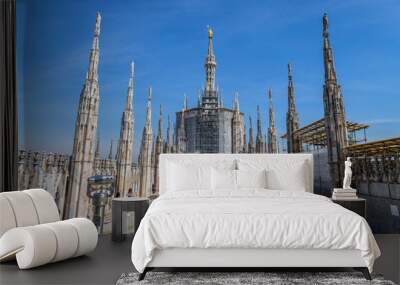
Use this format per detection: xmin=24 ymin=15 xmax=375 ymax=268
xmin=343 ymin=157 xmax=353 ymax=189
xmin=323 ymin=13 xmax=329 ymax=35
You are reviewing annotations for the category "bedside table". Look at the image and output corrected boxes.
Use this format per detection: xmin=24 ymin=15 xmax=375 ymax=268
xmin=112 ymin=197 xmax=150 ymax=242
xmin=332 ymin=198 xmax=366 ymax=218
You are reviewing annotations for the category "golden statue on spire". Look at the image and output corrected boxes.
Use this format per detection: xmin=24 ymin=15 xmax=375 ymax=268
xmin=208 ymin=26 xmax=213 ymax=38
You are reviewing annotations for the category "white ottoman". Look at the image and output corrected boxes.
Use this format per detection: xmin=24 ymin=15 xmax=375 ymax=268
xmin=0 ymin=189 xmax=98 ymax=269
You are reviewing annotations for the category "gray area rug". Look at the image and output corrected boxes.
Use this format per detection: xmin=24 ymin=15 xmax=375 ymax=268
xmin=116 ymin=272 xmax=396 ymax=285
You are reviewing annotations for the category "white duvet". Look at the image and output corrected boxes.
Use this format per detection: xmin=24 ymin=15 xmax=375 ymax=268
xmin=131 ymin=190 xmax=380 ymax=273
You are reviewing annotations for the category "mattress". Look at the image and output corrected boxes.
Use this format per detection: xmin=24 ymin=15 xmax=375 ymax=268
xmin=131 ymin=189 xmax=380 ymax=273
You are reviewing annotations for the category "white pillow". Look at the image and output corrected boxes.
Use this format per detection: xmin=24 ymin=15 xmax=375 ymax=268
xmin=212 ymin=168 xmax=237 ymax=191
xmin=236 ymin=169 xmax=267 ymax=189
xmin=266 ymin=161 xmax=308 ymax=191
xmin=167 ymin=163 xmax=212 ymax=192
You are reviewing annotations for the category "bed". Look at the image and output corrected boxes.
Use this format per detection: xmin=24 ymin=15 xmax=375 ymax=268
xmin=131 ymin=154 xmax=380 ymax=280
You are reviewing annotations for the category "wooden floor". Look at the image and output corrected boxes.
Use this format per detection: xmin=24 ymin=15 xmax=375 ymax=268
xmin=0 ymin=234 xmax=398 ymax=285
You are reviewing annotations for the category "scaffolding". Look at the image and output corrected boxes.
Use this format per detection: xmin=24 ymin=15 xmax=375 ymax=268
xmin=281 ymin=118 xmax=369 ymax=149
xmin=344 ymin=137 xmax=400 ymax=156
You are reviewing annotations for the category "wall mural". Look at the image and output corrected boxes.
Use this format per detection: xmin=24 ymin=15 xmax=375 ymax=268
xmin=17 ymin=2 xmax=400 ymax=234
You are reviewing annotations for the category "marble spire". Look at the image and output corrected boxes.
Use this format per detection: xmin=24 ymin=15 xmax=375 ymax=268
xmin=322 ymin=13 xmax=348 ymax=188
xmin=267 ymin=88 xmax=278 ymax=153
xmin=256 ymin=105 xmax=263 ymax=153
xmin=67 ymin=12 xmax=101 ymax=218
xmin=153 ymin=105 xmax=163 ymax=195
xmin=116 ymin=61 xmax=135 ymax=196
xmin=286 ymin=63 xmax=300 ymax=153
xmin=138 ymin=87 xmax=153 ymax=197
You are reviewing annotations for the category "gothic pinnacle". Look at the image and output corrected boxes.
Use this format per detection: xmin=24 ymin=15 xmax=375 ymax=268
xmin=286 ymin=61 xmax=300 ymax=153
xmin=322 ymin=12 xmax=348 ymax=188
xmin=88 ymin=12 xmax=101 ymax=81
xmin=197 ymin=89 xmax=201 ymax=108
xmin=95 ymin=136 xmax=100 ymax=158
xmin=248 ymin=116 xmax=254 ymax=153
xmin=322 ymin=13 xmax=337 ymax=83
xmin=126 ymin=61 xmax=134 ymax=110
xmin=108 ymin=140 xmax=113 ymax=160
xmin=288 ymin=63 xmax=295 ymax=110
xmin=92 ymin=12 xmax=101 ymax=50
xmin=146 ymin=87 xmax=152 ymax=128
xmin=67 ymin=12 xmax=101 ymax=218
xmin=165 ymin=114 xmax=171 ymax=151
xmin=183 ymin=93 xmax=187 ymax=110
xmin=267 ymin=88 xmax=278 ymax=153
xmin=158 ymin=104 xmax=163 ymax=138
xmin=205 ymin=25 xmax=216 ymax=92
xmin=234 ymin=92 xmax=239 ymax=111
xmin=268 ymin=88 xmax=275 ymax=128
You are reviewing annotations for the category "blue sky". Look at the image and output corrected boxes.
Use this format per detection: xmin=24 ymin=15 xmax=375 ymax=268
xmin=17 ymin=0 xmax=400 ymax=158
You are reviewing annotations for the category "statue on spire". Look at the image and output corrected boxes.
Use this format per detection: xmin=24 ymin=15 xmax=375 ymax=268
xmin=130 ymin=61 xmax=134 ymax=79
xmin=323 ymin=13 xmax=329 ymax=37
xmin=95 ymin=12 xmax=101 ymax=36
xmin=208 ymin=26 xmax=213 ymax=38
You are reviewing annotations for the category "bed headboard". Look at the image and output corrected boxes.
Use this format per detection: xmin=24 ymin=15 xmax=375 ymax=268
xmin=159 ymin=154 xmax=314 ymax=195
